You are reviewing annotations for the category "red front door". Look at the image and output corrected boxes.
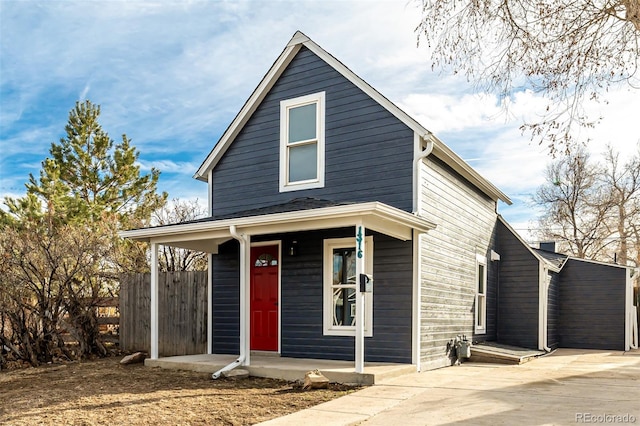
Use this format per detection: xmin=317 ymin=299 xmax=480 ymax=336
xmin=250 ymin=244 xmax=279 ymax=351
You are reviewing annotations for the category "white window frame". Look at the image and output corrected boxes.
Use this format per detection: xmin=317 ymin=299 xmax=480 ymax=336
xmin=475 ymin=253 xmax=487 ymax=334
xmin=279 ymin=92 xmax=325 ymax=192
xmin=323 ymin=236 xmax=373 ymax=337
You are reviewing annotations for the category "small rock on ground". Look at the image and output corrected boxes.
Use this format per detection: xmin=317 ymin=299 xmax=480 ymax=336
xmin=223 ymin=369 xmax=250 ymax=379
xmin=120 ymin=352 xmax=147 ymax=365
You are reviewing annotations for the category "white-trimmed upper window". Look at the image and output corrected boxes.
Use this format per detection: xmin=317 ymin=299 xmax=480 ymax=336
xmin=323 ymin=236 xmax=373 ymax=337
xmin=279 ymin=92 xmax=325 ymax=192
xmin=475 ymin=254 xmax=487 ymax=334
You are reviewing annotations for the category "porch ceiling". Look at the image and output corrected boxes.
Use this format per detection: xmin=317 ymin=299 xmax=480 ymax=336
xmin=120 ymin=201 xmax=436 ymax=253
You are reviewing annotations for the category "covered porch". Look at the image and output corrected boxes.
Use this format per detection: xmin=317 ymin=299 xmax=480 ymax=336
xmin=144 ymin=353 xmax=416 ymax=385
xmin=120 ymin=200 xmax=435 ymax=376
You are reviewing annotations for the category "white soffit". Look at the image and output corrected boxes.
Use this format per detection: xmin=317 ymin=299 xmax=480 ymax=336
xmin=120 ymin=202 xmax=436 ymax=249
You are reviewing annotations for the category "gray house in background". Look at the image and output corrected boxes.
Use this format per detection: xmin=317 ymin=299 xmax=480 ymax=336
xmin=122 ymin=31 xmax=638 ymax=373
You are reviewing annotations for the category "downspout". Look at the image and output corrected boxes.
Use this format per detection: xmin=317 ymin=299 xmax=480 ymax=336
xmin=627 ymin=268 xmax=638 ymax=350
xmin=212 ymin=225 xmax=248 ymax=379
xmin=413 ymin=134 xmax=434 ymax=215
xmin=634 ymin=268 xmax=639 ymax=349
xmin=539 ymin=265 xmax=551 ymax=352
xmin=411 ymin=133 xmax=434 ymax=370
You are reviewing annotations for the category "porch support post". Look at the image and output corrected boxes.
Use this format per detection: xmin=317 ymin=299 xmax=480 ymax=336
xmin=207 ymin=169 xmax=214 ymax=355
xmin=239 ymin=232 xmax=251 ymax=366
xmin=355 ymin=222 xmax=365 ymax=373
xmin=207 ymin=254 xmax=213 ymax=354
xmin=150 ymin=242 xmax=159 ymax=360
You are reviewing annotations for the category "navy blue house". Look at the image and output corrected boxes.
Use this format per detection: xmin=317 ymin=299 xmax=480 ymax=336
xmin=122 ymin=32 xmax=638 ymax=372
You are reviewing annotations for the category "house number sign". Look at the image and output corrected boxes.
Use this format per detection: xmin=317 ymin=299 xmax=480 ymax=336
xmin=356 ymin=226 xmax=363 ymax=258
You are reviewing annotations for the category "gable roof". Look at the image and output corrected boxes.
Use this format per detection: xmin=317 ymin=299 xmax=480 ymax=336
xmin=500 ymin=216 xmax=633 ymax=273
xmin=195 ymin=31 xmax=511 ymax=205
xmin=497 ymin=216 xmax=562 ymax=272
xmin=533 ymin=248 xmax=568 ymax=270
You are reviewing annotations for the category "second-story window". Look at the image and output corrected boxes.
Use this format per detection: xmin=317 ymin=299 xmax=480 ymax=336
xmin=279 ymin=92 xmax=325 ymax=192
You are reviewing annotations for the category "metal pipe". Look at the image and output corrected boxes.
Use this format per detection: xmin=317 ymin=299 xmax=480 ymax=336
xmin=212 ymin=358 xmax=243 ymax=380
xmin=412 ymin=135 xmax=434 ymax=214
xmin=212 ymin=225 xmax=248 ymax=379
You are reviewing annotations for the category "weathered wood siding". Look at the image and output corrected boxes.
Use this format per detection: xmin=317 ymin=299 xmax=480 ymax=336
xmin=559 ymin=259 xmax=627 ymax=350
xmin=120 ymin=272 xmax=207 ymax=356
xmin=211 ymin=46 xmax=414 ymax=218
xmin=419 ymin=157 xmax=498 ymax=369
xmin=495 ymin=220 xmax=539 ymax=349
xmin=211 ymin=228 xmax=413 ymax=363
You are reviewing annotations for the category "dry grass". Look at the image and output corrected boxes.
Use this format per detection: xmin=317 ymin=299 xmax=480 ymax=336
xmin=0 ymin=356 xmax=358 ymax=425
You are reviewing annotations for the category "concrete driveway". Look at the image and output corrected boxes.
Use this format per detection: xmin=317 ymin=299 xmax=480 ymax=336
xmin=259 ymin=349 xmax=640 ymax=425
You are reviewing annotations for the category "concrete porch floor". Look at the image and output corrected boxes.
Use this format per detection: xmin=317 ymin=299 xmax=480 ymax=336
xmin=144 ymin=353 xmax=416 ymax=385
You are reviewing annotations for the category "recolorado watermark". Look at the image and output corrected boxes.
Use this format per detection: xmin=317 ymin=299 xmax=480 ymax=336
xmin=576 ymin=413 xmax=637 ymax=423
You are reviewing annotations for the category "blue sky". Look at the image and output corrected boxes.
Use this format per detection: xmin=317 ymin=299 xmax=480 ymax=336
xmin=1 ymin=1 xmax=638 ymax=241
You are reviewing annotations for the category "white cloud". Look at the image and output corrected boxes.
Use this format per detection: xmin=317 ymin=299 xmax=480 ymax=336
xmin=2 ymin=0 xmax=639 ymax=244
xmin=137 ymin=160 xmax=199 ymax=174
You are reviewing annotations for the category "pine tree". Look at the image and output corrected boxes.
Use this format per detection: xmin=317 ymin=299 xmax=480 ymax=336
xmin=3 ymin=100 xmax=166 ymax=226
xmin=0 ymin=100 xmax=167 ymax=363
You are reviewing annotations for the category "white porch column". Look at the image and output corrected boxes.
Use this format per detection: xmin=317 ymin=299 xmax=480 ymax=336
xmin=150 ymin=242 xmax=159 ymax=360
xmin=207 ymin=169 xmax=214 ymax=355
xmin=239 ymin=233 xmax=251 ymax=366
xmin=355 ymin=223 xmax=365 ymax=373
xmin=207 ymin=254 xmax=213 ymax=354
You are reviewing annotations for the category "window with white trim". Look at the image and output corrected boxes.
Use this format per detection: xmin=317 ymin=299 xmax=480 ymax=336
xmin=475 ymin=254 xmax=487 ymax=334
xmin=323 ymin=237 xmax=373 ymax=336
xmin=279 ymin=92 xmax=325 ymax=192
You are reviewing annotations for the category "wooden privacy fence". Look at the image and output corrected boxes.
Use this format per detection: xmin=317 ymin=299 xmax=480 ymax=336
xmin=119 ymin=271 xmax=208 ymax=356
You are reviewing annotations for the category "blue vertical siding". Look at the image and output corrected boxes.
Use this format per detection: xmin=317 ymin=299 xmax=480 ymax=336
xmin=211 ymin=242 xmax=240 ymax=354
xmin=559 ymin=259 xmax=626 ymax=350
xmin=211 ymin=46 xmax=414 ymax=218
xmin=210 ymin=228 xmax=413 ymax=363
xmin=496 ymin=220 xmax=540 ymax=349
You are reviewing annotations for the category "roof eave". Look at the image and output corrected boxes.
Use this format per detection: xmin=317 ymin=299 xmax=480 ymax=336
xmin=497 ymin=216 xmax=561 ymax=272
xmin=120 ymin=202 xmax=436 ymax=245
xmin=193 ymin=39 xmax=303 ymax=181
xmin=429 ymin=135 xmax=512 ymax=205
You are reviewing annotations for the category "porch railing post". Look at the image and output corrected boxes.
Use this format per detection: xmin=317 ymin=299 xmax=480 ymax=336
xmin=355 ymin=223 xmax=365 ymax=373
xmin=207 ymin=254 xmax=213 ymax=354
xmin=150 ymin=242 xmax=159 ymax=360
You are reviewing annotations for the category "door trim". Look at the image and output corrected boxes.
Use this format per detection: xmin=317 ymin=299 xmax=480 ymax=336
xmin=250 ymin=240 xmax=281 ymax=353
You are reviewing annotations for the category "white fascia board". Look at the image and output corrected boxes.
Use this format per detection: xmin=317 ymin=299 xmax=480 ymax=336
xmin=194 ymin=30 xmax=432 ymax=182
xmin=430 ymin=138 xmax=512 ymax=205
xmin=303 ymin=37 xmax=510 ymax=205
xmin=301 ymin=38 xmax=430 ymax=139
xmin=565 ymin=256 xmax=632 ymax=270
xmin=236 ymin=202 xmax=435 ymax=239
xmin=120 ymin=202 xmax=436 ymax=244
xmin=194 ymin=43 xmax=302 ymax=181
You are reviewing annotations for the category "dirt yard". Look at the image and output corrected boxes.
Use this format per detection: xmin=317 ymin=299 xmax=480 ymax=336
xmin=0 ymin=356 xmax=358 ymax=425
